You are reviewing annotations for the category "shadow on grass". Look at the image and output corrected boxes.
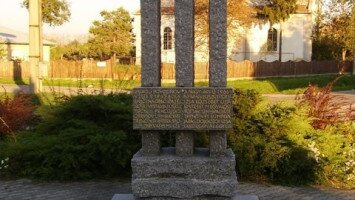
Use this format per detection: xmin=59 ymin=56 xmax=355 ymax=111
xmin=13 ymin=60 xmax=26 ymax=86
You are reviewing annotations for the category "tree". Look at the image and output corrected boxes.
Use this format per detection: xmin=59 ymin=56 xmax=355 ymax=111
xmin=313 ymin=0 xmax=354 ymax=61
xmin=257 ymin=0 xmax=297 ymax=61
xmin=194 ymin=0 xmax=257 ymax=48
xmin=51 ymin=40 xmax=90 ymax=60
xmin=0 ymin=39 xmax=6 ymax=60
xmin=22 ymin=0 xmax=71 ymax=26
xmin=88 ymin=7 xmax=133 ymax=61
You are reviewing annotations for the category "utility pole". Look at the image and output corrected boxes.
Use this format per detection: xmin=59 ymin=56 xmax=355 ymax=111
xmin=29 ymin=0 xmax=43 ymax=93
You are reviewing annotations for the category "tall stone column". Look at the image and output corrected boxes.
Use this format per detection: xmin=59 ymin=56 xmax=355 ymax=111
xmin=175 ymin=0 xmax=195 ymax=157
xmin=209 ymin=0 xmax=228 ymax=157
xmin=140 ymin=0 xmax=162 ymax=156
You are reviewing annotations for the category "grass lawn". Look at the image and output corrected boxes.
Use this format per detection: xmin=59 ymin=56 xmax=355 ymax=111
xmin=1 ymin=74 xmax=354 ymax=94
xmin=150 ymin=74 xmax=355 ymax=94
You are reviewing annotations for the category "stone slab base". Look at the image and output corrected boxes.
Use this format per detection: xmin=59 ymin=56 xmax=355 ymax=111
xmin=133 ymin=176 xmax=237 ymax=198
xmin=131 ymin=147 xmax=238 ymax=199
xmin=112 ymin=194 xmax=259 ymax=200
xmin=132 ymin=148 xmax=236 ymax=180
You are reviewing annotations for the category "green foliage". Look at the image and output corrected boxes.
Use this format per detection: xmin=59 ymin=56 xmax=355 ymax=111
xmin=0 ymin=89 xmax=353 ymax=187
xmin=0 ymin=40 xmax=6 ymax=60
xmin=229 ymin=89 xmax=321 ymax=185
xmin=311 ymin=123 xmax=355 ymax=187
xmin=312 ymin=36 xmax=345 ymax=60
xmin=313 ymin=0 xmax=354 ymax=60
xmin=258 ymin=0 xmax=297 ymax=24
xmin=0 ymin=94 xmax=140 ymax=180
xmin=88 ymin=7 xmax=133 ymax=60
xmin=51 ymin=40 xmax=90 ymax=60
xmin=228 ymin=89 xmax=355 ymax=187
xmin=22 ymin=0 xmax=71 ymax=26
xmin=348 ymin=7 xmax=355 ymax=53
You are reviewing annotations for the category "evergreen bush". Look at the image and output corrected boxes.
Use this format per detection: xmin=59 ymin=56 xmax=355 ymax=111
xmin=0 ymin=94 xmax=140 ymax=180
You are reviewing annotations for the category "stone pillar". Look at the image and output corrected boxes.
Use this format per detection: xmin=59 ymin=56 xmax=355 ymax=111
xmin=209 ymin=0 xmax=227 ymax=88
xmin=175 ymin=0 xmax=195 ymax=156
xmin=141 ymin=131 xmax=161 ymax=156
xmin=209 ymin=0 xmax=228 ymax=157
xmin=176 ymin=131 xmax=194 ymax=156
xmin=210 ymin=131 xmax=227 ymax=157
xmin=175 ymin=0 xmax=194 ymax=87
xmin=140 ymin=0 xmax=161 ymax=156
xmin=141 ymin=0 xmax=161 ymax=87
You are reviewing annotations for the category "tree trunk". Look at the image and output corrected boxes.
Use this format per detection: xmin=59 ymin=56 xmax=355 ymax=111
xmin=340 ymin=49 xmax=347 ymax=74
xmin=111 ymin=53 xmax=116 ymax=80
xmin=342 ymin=49 xmax=347 ymax=61
xmin=279 ymin=23 xmax=283 ymax=62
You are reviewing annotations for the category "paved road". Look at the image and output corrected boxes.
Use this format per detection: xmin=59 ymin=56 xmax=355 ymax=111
xmin=265 ymin=90 xmax=355 ymax=104
xmin=0 ymin=179 xmax=354 ymax=200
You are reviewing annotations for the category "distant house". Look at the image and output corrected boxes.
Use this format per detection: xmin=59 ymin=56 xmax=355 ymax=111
xmin=0 ymin=26 xmax=55 ymax=62
xmin=133 ymin=0 xmax=318 ymax=64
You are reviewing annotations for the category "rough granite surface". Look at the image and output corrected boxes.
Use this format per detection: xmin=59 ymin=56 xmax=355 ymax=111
xmin=175 ymin=0 xmax=195 ymax=87
xmin=132 ymin=148 xmax=236 ymax=180
xmin=175 ymin=131 xmax=194 ymax=156
xmin=132 ymin=176 xmax=237 ymax=199
xmin=209 ymin=0 xmax=227 ymax=87
xmin=209 ymin=131 xmax=227 ymax=157
xmin=141 ymin=131 xmax=161 ymax=156
xmin=112 ymin=194 xmax=259 ymax=200
xmin=133 ymin=87 xmax=233 ymax=130
xmin=141 ymin=0 xmax=161 ymax=87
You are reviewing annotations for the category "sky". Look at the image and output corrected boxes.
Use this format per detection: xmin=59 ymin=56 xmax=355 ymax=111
xmin=0 ymin=0 xmax=140 ymax=37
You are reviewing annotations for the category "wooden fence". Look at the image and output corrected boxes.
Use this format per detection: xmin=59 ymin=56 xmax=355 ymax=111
xmin=0 ymin=60 xmax=353 ymax=81
xmin=161 ymin=60 xmax=353 ymax=80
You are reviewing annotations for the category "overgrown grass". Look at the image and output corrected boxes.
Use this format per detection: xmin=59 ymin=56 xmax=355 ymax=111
xmin=1 ymin=74 xmax=354 ymax=94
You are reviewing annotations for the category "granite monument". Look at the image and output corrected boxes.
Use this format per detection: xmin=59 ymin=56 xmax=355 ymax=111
xmin=112 ymin=0 xmax=258 ymax=199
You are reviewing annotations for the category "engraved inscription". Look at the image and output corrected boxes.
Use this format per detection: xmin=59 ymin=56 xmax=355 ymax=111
xmin=133 ymin=88 xmax=232 ymax=130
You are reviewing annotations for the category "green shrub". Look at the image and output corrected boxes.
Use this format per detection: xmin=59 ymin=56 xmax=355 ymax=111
xmin=229 ymin=89 xmax=321 ymax=185
xmin=312 ymin=123 xmax=355 ymax=188
xmin=0 ymin=90 xmax=353 ymax=188
xmin=0 ymin=94 xmax=140 ymax=180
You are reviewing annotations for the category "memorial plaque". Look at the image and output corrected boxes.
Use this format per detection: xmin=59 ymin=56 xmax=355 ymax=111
xmin=133 ymin=87 xmax=233 ymax=130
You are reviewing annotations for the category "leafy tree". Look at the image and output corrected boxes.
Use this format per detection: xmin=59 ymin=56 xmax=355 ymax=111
xmin=88 ymin=7 xmax=133 ymax=61
xmin=194 ymin=0 xmax=257 ymax=48
xmin=257 ymin=0 xmax=297 ymax=61
xmin=0 ymin=39 xmax=7 ymax=60
xmin=258 ymin=0 xmax=297 ymax=25
xmin=0 ymin=47 xmax=6 ymax=60
xmin=22 ymin=0 xmax=71 ymax=26
xmin=313 ymin=0 xmax=354 ymax=61
xmin=51 ymin=40 xmax=90 ymax=60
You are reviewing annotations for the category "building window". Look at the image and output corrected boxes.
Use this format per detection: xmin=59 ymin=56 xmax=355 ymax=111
xmin=163 ymin=27 xmax=172 ymax=50
xmin=267 ymin=28 xmax=277 ymax=51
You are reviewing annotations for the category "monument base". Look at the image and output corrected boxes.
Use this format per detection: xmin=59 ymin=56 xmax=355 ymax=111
xmin=112 ymin=194 xmax=259 ymax=200
xmin=131 ymin=148 xmax=238 ymax=199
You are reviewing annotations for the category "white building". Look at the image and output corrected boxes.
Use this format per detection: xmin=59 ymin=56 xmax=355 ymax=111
xmin=0 ymin=26 xmax=55 ymax=62
xmin=133 ymin=0 xmax=318 ymax=65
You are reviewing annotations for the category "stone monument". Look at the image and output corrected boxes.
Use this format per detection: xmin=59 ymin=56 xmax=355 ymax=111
xmin=113 ymin=0 xmax=258 ymax=199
